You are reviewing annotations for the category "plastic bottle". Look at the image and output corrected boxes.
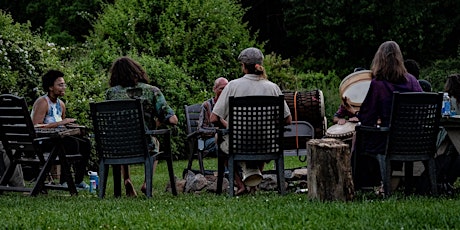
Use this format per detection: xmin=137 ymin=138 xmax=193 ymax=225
xmin=88 ymin=171 xmax=99 ymax=192
xmin=442 ymin=92 xmax=451 ymax=116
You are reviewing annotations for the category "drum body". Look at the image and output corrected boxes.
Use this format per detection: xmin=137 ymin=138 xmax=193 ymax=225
xmin=339 ymin=70 xmax=372 ymax=111
xmin=325 ymin=122 xmax=357 ymax=140
xmin=284 ymin=89 xmax=326 ymax=138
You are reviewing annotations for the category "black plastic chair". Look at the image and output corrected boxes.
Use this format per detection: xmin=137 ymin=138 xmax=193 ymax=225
xmin=354 ymin=92 xmax=442 ymax=196
xmin=90 ymin=99 xmax=177 ymax=198
xmin=0 ymin=94 xmax=82 ymax=196
xmin=216 ymin=95 xmax=286 ymax=196
xmin=184 ymin=104 xmax=217 ymax=176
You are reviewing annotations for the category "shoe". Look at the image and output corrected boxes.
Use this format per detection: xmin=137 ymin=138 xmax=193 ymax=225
xmin=76 ymin=181 xmax=90 ymax=190
xmin=61 ymin=182 xmax=68 ymax=188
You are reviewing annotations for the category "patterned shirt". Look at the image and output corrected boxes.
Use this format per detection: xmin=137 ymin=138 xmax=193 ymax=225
xmin=105 ymin=82 xmax=175 ymax=131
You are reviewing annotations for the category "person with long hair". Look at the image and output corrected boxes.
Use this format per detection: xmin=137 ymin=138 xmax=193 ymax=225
xmin=106 ymin=56 xmax=178 ymax=197
xmin=210 ymin=47 xmax=292 ymax=195
xmin=343 ymin=41 xmax=422 ymax=189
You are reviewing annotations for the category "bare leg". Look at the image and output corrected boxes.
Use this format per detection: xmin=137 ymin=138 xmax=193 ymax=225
xmin=122 ymin=165 xmax=137 ymax=197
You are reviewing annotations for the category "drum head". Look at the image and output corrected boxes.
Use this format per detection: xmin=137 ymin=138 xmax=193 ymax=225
xmin=339 ymin=70 xmax=372 ymax=107
xmin=325 ymin=122 xmax=357 ymax=138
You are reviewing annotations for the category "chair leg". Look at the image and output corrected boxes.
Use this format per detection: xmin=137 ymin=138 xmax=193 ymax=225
xmin=198 ymin=151 xmax=205 ymax=175
xmin=166 ymin=157 xmax=177 ymax=196
xmin=376 ymin=154 xmax=390 ymax=196
xmin=98 ymin=162 xmax=108 ymax=198
xmin=276 ymin=158 xmax=286 ymax=195
xmin=428 ymin=158 xmax=438 ymax=195
xmin=404 ymin=162 xmax=414 ymax=195
xmin=31 ymin=146 xmax=59 ymax=196
xmin=228 ymin=157 xmax=235 ymax=197
xmin=112 ymin=165 xmax=122 ymax=197
xmin=144 ymin=157 xmax=154 ymax=198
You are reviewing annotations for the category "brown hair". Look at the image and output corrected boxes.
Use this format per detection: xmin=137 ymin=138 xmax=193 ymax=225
xmin=445 ymin=74 xmax=460 ymax=103
xmin=109 ymin=56 xmax=149 ymax=87
xmin=243 ymin=63 xmax=267 ymax=79
xmin=371 ymin=41 xmax=407 ymax=84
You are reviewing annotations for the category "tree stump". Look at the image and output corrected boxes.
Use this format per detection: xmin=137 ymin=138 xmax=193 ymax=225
xmin=307 ymin=138 xmax=354 ymax=201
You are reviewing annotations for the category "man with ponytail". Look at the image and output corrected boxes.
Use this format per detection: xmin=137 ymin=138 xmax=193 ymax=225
xmin=210 ymin=47 xmax=291 ymax=195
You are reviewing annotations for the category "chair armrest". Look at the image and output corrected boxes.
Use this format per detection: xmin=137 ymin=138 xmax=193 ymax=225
xmin=216 ymin=129 xmax=229 ymax=136
xmin=355 ymin=124 xmax=390 ymax=133
xmin=146 ymin=129 xmax=171 ymax=135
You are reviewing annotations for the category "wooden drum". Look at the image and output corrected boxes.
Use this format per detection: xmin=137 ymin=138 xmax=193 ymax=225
xmin=339 ymin=70 xmax=372 ymax=111
xmin=284 ymin=89 xmax=326 ymax=138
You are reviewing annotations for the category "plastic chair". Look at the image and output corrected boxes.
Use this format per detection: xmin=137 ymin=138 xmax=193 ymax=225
xmin=354 ymin=92 xmax=442 ymax=196
xmin=216 ymin=95 xmax=286 ymax=196
xmin=283 ymin=121 xmax=315 ymax=159
xmin=90 ymin=99 xmax=177 ymax=198
xmin=0 ymin=94 xmax=82 ymax=196
xmin=184 ymin=104 xmax=216 ymax=176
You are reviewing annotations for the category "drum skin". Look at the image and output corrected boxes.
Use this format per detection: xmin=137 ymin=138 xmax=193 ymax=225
xmin=325 ymin=122 xmax=357 ymax=140
xmin=339 ymin=70 xmax=372 ymax=111
xmin=284 ymin=89 xmax=326 ymax=138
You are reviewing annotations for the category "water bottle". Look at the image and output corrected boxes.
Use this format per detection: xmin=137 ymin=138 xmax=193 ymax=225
xmin=88 ymin=171 xmax=99 ymax=192
xmin=442 ymin=93 xmax=451 ymax=116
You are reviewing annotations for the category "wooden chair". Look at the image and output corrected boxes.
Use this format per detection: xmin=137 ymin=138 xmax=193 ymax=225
xmin=216 ymin=95 xmax=286 ymax=196
xmin=90 ymin=99 xmax=177 ymax=198
xmin=184 ymin=104 xmax=216 ymax=176
xmin=354 ymin=92 xmax=442 ymax=196
xmin=0 ymin=94 xmax=81 ymax=196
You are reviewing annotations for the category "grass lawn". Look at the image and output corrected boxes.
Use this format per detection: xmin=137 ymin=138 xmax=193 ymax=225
xmin=1 ymin=157 xmax=459 ymax=229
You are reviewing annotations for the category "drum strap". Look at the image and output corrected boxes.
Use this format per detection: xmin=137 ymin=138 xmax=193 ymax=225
xmin=293 ymin=91 xmax=307 ymax=162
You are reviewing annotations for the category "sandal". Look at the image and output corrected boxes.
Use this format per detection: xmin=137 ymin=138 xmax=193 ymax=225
xmin=124 ymin=179 xmax=137 ymax=197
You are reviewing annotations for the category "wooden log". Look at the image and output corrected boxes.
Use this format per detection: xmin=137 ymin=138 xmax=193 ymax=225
xmin=307 ymin=138 xmax=354 ymax=201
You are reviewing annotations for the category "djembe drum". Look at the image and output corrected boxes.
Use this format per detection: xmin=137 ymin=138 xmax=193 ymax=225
xmin=283 ymin=89 xmax=326 ymax=138
xmin=325 ymin=122 xmax=357 ymax=141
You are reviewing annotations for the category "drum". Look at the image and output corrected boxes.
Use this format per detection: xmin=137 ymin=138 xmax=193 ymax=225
xmin=325 ymin=122 xmax=357 ymax=140
xmin=284 ymin=89 xmax=326 ymax=138
xmin=339 ymin=70 xmax=372 ymax=111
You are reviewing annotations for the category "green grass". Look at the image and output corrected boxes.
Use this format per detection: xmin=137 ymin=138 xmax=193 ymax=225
xmin=1 ymin=157 xmax=460 ymax=229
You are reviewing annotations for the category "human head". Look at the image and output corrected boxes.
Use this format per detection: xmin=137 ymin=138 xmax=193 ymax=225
xmin=213 ymin=77 xmax=228 ymax=99
xmin=404 ymin=59 xmax=420 ymax=79
xmin=238 ymin=47 xmax=267 ymax=79
xmin=109 ymin=56 xmax=149 ymax=87
xmin=445 ymin=73 xmax=460 ymax=101
xmin=370 ymin=41 xmax=407 ymax=83
xmin=42 ymin=70 xmax=66 ymax=97
xmin=418 ymin=79 xmax=432 ymax=92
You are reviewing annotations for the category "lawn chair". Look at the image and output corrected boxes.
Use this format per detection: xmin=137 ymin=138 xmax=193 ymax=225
xmin=184 ymin=104 xmax=217 ymax=177
xmin=354 ymin=92 xmax=442 ymax=196
xmin=0 ymin=94 xmax=82 ymax=196
xmin=216 ymin=95 xmax=286 ymax=196
xmin=283 ymin=121 xmax=315 ymax=160
xmin=90 ymin=99 xmax=177 ymax=198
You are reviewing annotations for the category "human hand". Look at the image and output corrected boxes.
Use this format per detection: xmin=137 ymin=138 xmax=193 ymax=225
xmin=341 ymin=97 xmax=357 ymax=114
xmin=338 ymin=118 xmax=346 ymax=125
xmin=349 ymin=117 xmax=359 ymax=122
xmin=62 ymin=118 xmax=77 ymax=125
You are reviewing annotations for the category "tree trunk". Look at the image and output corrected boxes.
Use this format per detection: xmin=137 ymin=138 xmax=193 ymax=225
xmin=307 ymin=138 xmax=354 ymax=201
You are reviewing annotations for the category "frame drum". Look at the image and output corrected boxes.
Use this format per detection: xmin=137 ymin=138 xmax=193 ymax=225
xmin=339 ymin=70 xmax=372 ymax=111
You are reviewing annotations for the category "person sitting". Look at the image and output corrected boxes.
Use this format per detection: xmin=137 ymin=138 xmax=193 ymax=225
xmin=342 ymin=41 xmax=423 ymax=190
xmin=106 ymin=56 xmax=178 ymax=197
xmin=31 ymin=70 xmax=90 ymax=189
xmin=404 ymin=59 xmax=432 ymax=92
xmin=210 ymin=47 xmax=292 ymax=195
xmin=332 ymin=104 xmax=359 ymax=125
xmin=197 ymin=77 xmax=228 ymax=156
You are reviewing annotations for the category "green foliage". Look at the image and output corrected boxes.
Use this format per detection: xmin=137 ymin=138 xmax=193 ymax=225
xmin=422 ymin=58 xmax=460 ymax=92
xmin=0 ymin=11 xmax=62 ymax=106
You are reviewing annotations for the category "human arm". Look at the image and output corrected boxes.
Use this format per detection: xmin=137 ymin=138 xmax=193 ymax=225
xmin=31 ymin=97 xmax=75 ymax=128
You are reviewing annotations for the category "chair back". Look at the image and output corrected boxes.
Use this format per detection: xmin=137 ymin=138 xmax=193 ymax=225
xmin=283 ymin=121 xmax=314 ymax=157
xmin=90 ymin=99 xmax=149 ymax=161
xmin=387 ymin=92 xmax=442 ymax=156
xmin=0 ymin=94 xmax=40 ymax=160
xmin=228 ymin=95 xmax=285 ymax=156
xmin=184 ymin=104 xmax=201 ymax=135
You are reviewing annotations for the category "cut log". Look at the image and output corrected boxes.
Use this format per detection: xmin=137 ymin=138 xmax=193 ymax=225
xmin=307 ymin=138 xmax=354 ymax=201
